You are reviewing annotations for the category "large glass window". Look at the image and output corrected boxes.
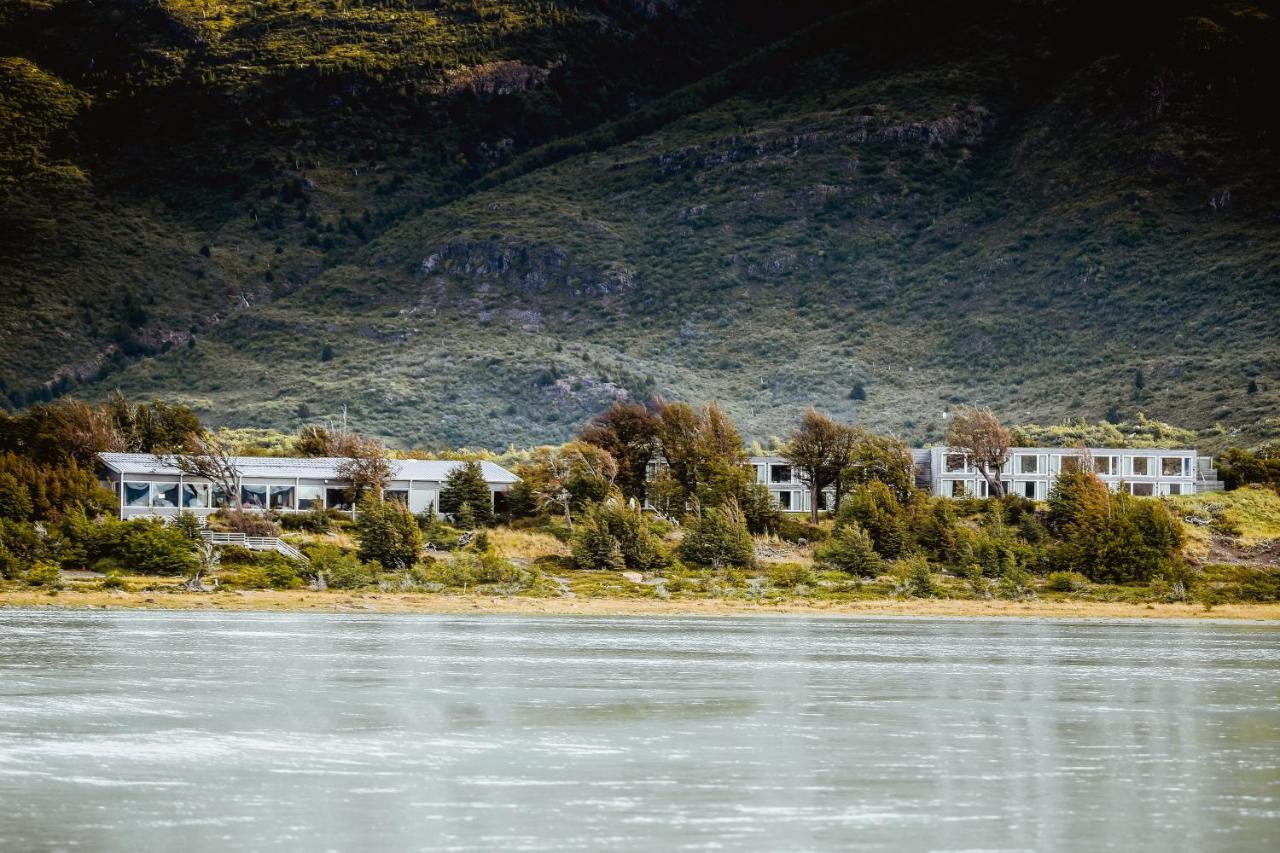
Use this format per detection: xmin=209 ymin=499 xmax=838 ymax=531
xmin=1161 ymin=457 xmax=1185 ymax=477
xmin=1020 ymin=481 xmax=1036 ymax=499
xmin=1018 ymin=455 xmax=1039 ymax=475
xmin=1060 ymin=456 xmax=1087 ymax=474
xmin=327 ymin=488 xmax=353 ymax=512
xmin=152 ymin=483 xmax=179 ymax=508
xmin=945 ymin=454 xmax=967 ymax=473
xmin=240 ymin=484 xmax=268 ymax=510
xmin=777 ymin=491 xmax=793 ymax=510
xmin=183 ymin=483 xmax=211 ymax=509
xmin=269 ymin=486 xmax=295 ymax=511
xmin=213 ymin=485 xmax=233 ymax=508
xmin=1131 ymin=456 xmax=1150 ymax=477
xmin=124 ymin=482 xmax=150 ymax=507
xmin=298 ymin=485 xmax=324 ymax=511
xmin=383 ymin=489 xmax=409 ymax=507
xmin=770 ymin=465 xmax=792 ymax=484
xmin=946 ymin=480 xmax=967 ymax=498
xmin=1094 ymin=456 xmax=1117 ymax=476
xmin=1131 ymin=482 xmax=1155 ymax=496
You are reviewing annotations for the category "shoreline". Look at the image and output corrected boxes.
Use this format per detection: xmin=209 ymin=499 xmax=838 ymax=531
xmin=3 ymin=589 xmax=1279 ymax=622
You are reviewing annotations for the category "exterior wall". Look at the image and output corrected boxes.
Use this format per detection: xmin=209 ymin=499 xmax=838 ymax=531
xmin=923 ymin=447 xmax=1200 ymax=500
xmin=747 ymin=456 xmax=836 ymax=514
xmin=101 ymin=468 xmax=507 ymax=520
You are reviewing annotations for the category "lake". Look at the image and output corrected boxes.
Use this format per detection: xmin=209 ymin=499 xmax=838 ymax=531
xmin=1 ymin=611 xmax=1278 ymax=851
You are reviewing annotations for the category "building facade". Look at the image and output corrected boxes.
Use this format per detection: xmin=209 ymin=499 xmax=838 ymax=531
xmin=914 ymin=446 xmax=1219 ymax=500
xmin=747 ymin=455 xmax=837 ymax=514
xmin=98 ymin=453 xmax=519 ymax=521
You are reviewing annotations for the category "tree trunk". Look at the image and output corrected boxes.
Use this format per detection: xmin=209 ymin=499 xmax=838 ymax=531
xmin=810 ymin=485 xmax=820 ymax=524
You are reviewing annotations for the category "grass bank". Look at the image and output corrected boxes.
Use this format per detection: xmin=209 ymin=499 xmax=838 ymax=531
xmin=4 ymin=584 xmax=1278 ymax=622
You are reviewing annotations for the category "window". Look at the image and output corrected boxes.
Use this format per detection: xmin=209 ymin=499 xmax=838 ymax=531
xmin=777 ymin=490 xmax=793 ymax=511
xmin=1020 ymin=481 xmax=1036 ymax=500
xmin=269 ymin=485 xmax=295 ymax=511
xmin=770 ymin=465 xmax=792 ymax=484
xmin=1094 ymin=456 xmax=1117 ymax=476
xmin=946 ymin=480 xmax=967 ymax=498
xmin=1162 ymin=457 xmax=1185 ymax=477
xmin=817 ymin=490 xmax=831 ymax=511
xmin=1018 ymin=455 xmax=1039 ymax=475
xmin=1130 ymin=456 xmax=1150 ymax=477
xmin=945 ymin=454 xmax=967 ymax=473
xmin=384 ymin=489 xmax=409 ymax=506
xmin=212 ymin=485 xmax=233 ymax=509
xmin=753 ymin=464 xmax=765 ymax=483
xmin=240 ymin=484 xmax=268 ymax=510
xmin=327 ymin=488 xmax=353 ymax=512
xmin=1162 ymin=483 xmax=1183 ymax=496
xmin=183 ymin=483 xmax=211 ymax=509
xmin=1131 ymin=483 xmax=1154 ymax=496
xmin=151 ymin=483 xmax=179 ymax=508
xmin=124 ymin=481 xmax=150 ymax=507
xmin=1060 ymin=456 xmax=1087 ymax=474
xmin=298 ymin=485 xmax=324 ymax=511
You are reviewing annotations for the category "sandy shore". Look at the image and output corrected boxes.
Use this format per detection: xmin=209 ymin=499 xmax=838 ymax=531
xmin=3 ymin=588 xmax=1279 ymax=621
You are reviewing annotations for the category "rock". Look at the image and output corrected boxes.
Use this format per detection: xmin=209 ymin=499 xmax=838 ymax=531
xmin=622 ymin=571 xmax=643 ymax=583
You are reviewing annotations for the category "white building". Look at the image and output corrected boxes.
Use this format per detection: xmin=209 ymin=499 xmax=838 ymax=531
xmin=747 ymin=455 xmax=836 ymax=513
xmin=97 ymin=453 xmax=519 ymax=521
xmin=914 ymin=446 xmax=1220 ymax=500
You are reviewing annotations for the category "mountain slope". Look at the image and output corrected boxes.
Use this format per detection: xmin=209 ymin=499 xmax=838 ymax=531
xmin=4 ymin=1 xmax=1279 ymax=448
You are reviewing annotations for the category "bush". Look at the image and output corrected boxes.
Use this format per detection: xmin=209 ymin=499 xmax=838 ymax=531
xmin=118 ymin=520 xmax=200 ymax=576
xmin=432 ymin=550 xmax=531 ymax=588
xmin=892 ymin=556 xmax=934 ymax=597
xmin=814 ymin=523 xmax=884 ymax=576
xmin=838 ymin=481 xmax=907 ymax=557
xmin=280 ymin=507 xmax=331 ymax=533
xmin=768 ymin=562 xmax=814 ymax=588
xmin=571 ymin=502 xmax=670 ymax=572
xmin=355 ymin=497 xmax=424 ymax=571
xmin=998 ymin=564 xmax=1034 ymax=600
xmin=220 ymin=510 xmax=281 ymax=537
xmin=677 ymin=503 xmax=754 ymax=568
xmin=439 ymin=462 xmax=494 ymax=526
xmin=98 ymin=571 xmax=129 ymax=591
xmin=777 ymin=516 xmax=828 ymax=544
xmin=307 ymin=543 xmax=377 ymax=590
xmin=226 ymin=554 xmax=302 ymax=590
xmin=24 ymin=560 xmax=62 ymax=589
xmin=570 ymin=508 xmax=625 ymax=570
xmin=1044 ymin=571 xmax=1090 ymax=593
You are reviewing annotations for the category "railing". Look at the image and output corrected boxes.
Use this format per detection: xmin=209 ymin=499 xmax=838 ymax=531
xmin=200 ymin=531 xmax=309 ymax=563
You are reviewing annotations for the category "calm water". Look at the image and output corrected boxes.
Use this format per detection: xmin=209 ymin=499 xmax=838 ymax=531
xmin=1 ymin=611 xmax=1278 ymax=851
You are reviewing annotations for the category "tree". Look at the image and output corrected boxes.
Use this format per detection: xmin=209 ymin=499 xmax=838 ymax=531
xmin=520 ymin=442 xmax=618 ymax=530
xmin=177 ymin=431 xmax=239 ymax=507
xmin=677 ymin=499 xmax=754 ymax=569
xmin=439 ymin=461 xmax=494 ymax=526
xmin=334 ymin=436 xmax=393 ymax=504
xmin=355 ymin=496 xmax=424 ymax=571
xmin=814 ymin=523 xmax=884 ymax=577
xmin=579 ymin=402 xmax=659 ymax=503
xmin=653 ymin=400 xmax=750 ymax=511
xmin=947 ymin=407 xmax=1011 ymax=498
xmin=840 ymin=430 xmax=916 ymax=506
xmin=784 ymin=409 xmax=855 ymax=523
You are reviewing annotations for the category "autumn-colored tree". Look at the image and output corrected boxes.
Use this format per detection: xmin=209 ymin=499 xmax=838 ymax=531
xmin=947 ymin=407 xmax=1012 ymax=498
xmin=579 ymin=402 xmax=659 ymax=503
xmin=784 ymin=409 xmax=855 ymax=523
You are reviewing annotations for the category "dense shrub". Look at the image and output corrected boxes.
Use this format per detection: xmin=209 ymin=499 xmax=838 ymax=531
xmin=571 ymin=502 xmax=670 ymax=572
xmin=0 ymin=453 xmax=116 ymax=522
xmin=226 ymin=555 xmax=303 ymax=589
xmin=117 ymin=520 xmax=200 ymax=576
xmin=838 ymin=481 xmax=907 ymax=558
xmin=768 ymin=562 xmax=814 ymax=588
xmin=280 ymin=507 xmax=331 ymax=533
xmin=1044 ymin=571 xmax=1090 ymax=592
xmin=306 ymin=543 xmax=378 ymax=589
xmin=777 ymin=516 xmax=828 ymax=544
xmin=438 ymin=461 xmax=494 ymax=526
xmin=892 ymin=556 xmax=934 ymax=597
xmin=677 ymin=503 xmax=754 ymax=568
xmin=814 ymin=523 xmax=884 ymax=576
xmin=432 ymin=551 xmax=531 ymax=588
xmin=355 ymin=497 xmax=424 ymax=571
xmin=220 ymin=510 xmax=282 ymax=537
xmin=24 ymin=560 xmax=62 ymax=588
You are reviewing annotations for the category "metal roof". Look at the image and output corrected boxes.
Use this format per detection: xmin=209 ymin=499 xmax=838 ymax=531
xmin=98 ymin=453 xmax=519 ymax=484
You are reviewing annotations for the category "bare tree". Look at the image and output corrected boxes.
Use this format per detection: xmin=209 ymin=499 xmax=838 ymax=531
xmin=176 ymin=432 xmax=240 ymax=505
xmin=947 ymin=407 xmax=1012 ymax=498
xmin=335 ymin=436 xmax=393 ymax=505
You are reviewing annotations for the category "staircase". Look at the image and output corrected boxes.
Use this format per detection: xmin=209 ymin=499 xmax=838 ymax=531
xmin=200 ymin=531 xmax=309 ymax=563
xmin=1196 ymin=456 xmax=1225 ymax=494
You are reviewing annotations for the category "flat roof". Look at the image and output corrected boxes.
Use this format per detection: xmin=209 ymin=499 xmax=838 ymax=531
xmin=98 ymin=453 xmax=519 ymax=484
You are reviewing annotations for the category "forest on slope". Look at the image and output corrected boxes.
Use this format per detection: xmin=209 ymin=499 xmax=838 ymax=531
xmin=2 ymin=0 xmax=1277 ymax=448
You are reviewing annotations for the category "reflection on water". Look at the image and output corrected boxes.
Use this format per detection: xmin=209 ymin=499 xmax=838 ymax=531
xmin=1 ymin=611 xmax=1278 ymax=851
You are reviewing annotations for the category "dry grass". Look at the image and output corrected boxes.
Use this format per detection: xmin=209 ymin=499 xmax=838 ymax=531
xmin=1169 ymin=486 xmax=1280 ymax=547
xmin=488 ymin=527 xmax=572 ymax=561
xmin=5 ymin=585 xmax=1278 ymax=622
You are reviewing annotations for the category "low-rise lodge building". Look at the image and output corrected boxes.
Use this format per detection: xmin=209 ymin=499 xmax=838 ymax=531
xmin=912 ymin=446 xmax=1223 ymax=500
xmin=97 ymin=453 xmax=519 ymax=521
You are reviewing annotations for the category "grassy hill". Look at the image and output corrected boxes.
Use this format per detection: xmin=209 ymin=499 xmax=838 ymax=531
xmin=3 ymin=1 xmax=1278 ymax=449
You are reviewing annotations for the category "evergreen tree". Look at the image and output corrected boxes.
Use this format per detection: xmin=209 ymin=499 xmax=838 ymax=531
xmin=439 ymin=461 xmax=494 ymax=526
xmin=355 ymin=496 xmax=424 ymax=571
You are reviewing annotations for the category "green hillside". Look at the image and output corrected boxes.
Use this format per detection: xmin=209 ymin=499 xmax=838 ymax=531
xmin=3 ymin=1 xmax=1278 ymax=449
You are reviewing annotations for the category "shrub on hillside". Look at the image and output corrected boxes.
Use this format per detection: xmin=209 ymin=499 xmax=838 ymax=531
xmin=280 ymin=507 xmax=331 ymax=533
xmin=220 ymin=510 xmax=281 ymax=537
xmin=355 ymin=497 xmax=424 ymax=571
xmin=117 ymin=520 xmax=200 ymax=576
xmin=306 ymin=543 xmax=378 ymax=590
xmin=1044 ymin=571 xmax=1090 ymax=593
xmin=677 ymin=503 xmax=754 ymax=569
xmin=768 ymin=562 xmax=814 ymax=588
xmin=570 ymin=502 xmax=670 ymax=572
xmin=24 ymin=560 xmax=62 ymax=589
xmin=814 ymin=523 xmax=884 ymax=577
